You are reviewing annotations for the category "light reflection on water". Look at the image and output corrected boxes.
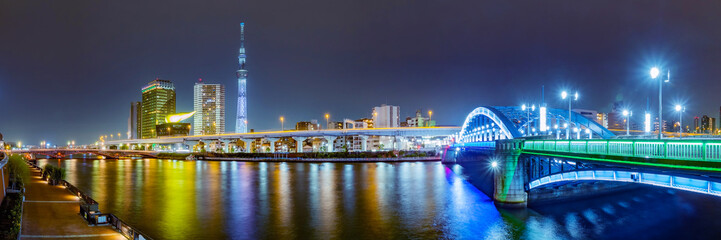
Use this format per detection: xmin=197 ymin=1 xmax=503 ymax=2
xmin=37 ymin=159 xmax=721 ymax=240
xmin=37 ymin=159 xmax=512 ymax=239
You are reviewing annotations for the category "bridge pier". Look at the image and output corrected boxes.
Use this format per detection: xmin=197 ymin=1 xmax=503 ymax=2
xmin=267 ymin=138 xmax=279 ymax=153
xmin=493 ymin=139 xmax=527 ymax=208
xmin=323 ymin=136 xmax=335 ymax=152
xmin=359 ymin=136 xmax=368 ymax=151
xmin=239 ymin=139 xmax=252 ymax=153
xmin=292 ymin=137 xmax=304 ymax=153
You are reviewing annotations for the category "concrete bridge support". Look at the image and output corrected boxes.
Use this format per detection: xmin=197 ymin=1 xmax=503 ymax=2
xmin=493 ymin=139 xmax=527 ymax=208
xmin=292 ymin=137 xmax=304 ymax=153
xmin=359 ymin=136 xmax=368 ymax=151
xmin=219 ymin=140 xmax=231 ymax=153
xmin=240 ymin=139 xmax=252 ymax=153
xmin=183 ymin=140 xmax=199 ymax=152
xmin=323 ymin=136 xmax=335 ymax=152
xmin=267 ymin=138 xmax=279 ymax=153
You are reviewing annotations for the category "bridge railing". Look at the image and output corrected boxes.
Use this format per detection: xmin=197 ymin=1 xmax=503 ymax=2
xmin=528 ymin=169 xmax=721 ymax=196
xmin=524 ymin=139 xmax=721 ymax=161
xmin=452 ymin=141 xmax=496 ymax=149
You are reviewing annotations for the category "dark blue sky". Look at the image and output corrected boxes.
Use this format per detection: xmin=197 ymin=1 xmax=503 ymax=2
xmin=1 ymin=0 xmax=720 ymax=145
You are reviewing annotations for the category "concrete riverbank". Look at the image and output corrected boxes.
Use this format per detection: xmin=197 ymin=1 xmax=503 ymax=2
xmin=20 ymin=164 xmax=123 ymax=239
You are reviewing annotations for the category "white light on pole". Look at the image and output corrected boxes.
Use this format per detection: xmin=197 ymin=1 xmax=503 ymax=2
xmin=585 ymin=128 xmax=592 ymax=139
xmin=650 ymin=67 xmax=660 ymax=79
xmin=562 ymin=90 xmax=578 ymax=139
xmin=651 ymin=67 xmax=670 ymax=139
xmin=540 ymin=106 xmax=547 ymax=134
xmin=623 ymin=110 xmax=632 ymax=136
xmin=675 ymin=104 xmax=685 ymax=139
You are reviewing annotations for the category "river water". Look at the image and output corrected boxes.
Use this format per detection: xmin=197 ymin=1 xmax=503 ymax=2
xmin=37 ymin=158 xmax=721 ymax=239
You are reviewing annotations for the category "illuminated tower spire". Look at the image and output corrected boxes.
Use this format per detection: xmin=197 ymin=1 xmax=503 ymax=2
xmin=236 ymin=22 xmax=248 ymax=133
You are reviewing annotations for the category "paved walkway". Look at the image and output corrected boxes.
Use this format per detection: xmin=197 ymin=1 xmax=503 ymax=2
xmin=20 ymin=165 xmax=124 ymax=240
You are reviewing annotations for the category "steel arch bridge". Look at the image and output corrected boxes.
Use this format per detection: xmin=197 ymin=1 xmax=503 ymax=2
xmin=457 ymin=106 xmax=614 ymax=144
xmin=446 ymin=106 xmax=721 ymax=207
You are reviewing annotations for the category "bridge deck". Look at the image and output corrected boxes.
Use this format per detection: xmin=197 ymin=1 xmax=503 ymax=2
xmin=523 ymin=139 xmax=721 ymax=172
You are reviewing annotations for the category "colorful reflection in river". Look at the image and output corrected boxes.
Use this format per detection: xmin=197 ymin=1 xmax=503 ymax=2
xmin=38 ymin=159 xmax=509 ymax=239
xmin=38 ymin=159 xmax=721 ymax=239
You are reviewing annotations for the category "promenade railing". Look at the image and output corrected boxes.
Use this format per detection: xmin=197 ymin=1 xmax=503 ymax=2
xmin=25 ymin=159 xmax=153 ymax=240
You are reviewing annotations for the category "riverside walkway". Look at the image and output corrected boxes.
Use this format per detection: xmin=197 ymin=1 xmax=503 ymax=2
xmin=20 ymin=165 xmax=124 ymax=239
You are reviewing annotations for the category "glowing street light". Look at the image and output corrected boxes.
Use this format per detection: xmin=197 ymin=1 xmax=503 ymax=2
xmin=561 ymin=91 xmax=578 ymax=139
xmin=651 ymin=67 xmax=670 ymax=139
xmin=675 ymin=104 xmax=685 ymax=139
xmin=325 ymin=113 xmax=330 ymax=129
xmin=623 ymin=110 xmax=632 ymax=135
xmin=585 ymin=128 xmax=592 ymax=139
xmin=650 ymin=67 xmax=660 ymax=79
xmin=521 ymin=104 xmax=536 ymax=136
xmin=280 ymin=116 xmax=285 ymax=131
xmin=491 ymin=160 xmax=498 ymax=168
xmin=428 ymin=110 xmax=433 ymax=122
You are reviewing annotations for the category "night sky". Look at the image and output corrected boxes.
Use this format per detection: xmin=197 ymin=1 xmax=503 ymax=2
xmin=1 ymin=1 xmax=721 ymax=145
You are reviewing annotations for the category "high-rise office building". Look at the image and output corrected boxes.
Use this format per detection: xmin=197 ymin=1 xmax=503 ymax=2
xmin=128 ymin=102 xmax=141 ymax=139
xmin=235 ymin=22 xmax=248 ymax=133
xmin=712 ymin=117 xmax=717 ymax=134
xmin=194 ymin=81 xmax=225 ymax=135
xmin=701 ymin=115 xmax=712 ymax=133
xmin=694 ymin=116 xmax=700 ymax=133
xmin=141 ymin=79 xmax=176 ymax=139
xmin=372 ymin=104 xmax=400 ymax=128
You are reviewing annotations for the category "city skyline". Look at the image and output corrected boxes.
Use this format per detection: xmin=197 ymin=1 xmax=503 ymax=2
xmin=2 ymin=1 xmax=721 ymax=144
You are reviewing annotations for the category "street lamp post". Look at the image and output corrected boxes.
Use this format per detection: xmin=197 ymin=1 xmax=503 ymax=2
xmin=521 ymin=104 xmax=535 ymax=136
xmin=280 ymin=116 xmax=285 ymax=131
xmin=325 ymin=113 xmax=330 ymax=129
xmin=623 ymin=110 xmax=632 ymax=135
xmin=651 ymin=67 xmax=669 ymax=139
xmin=561 ymin=91 xmax=578 ymax=139
xmin=675 ymin=105 xmax=685 ymax=139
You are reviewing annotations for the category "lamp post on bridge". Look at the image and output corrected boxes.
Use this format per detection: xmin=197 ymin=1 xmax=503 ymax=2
xmin=651 ymin=67 xmax=670 ymax=139
xmin=280 ymin=116 xmax=285 ymax=131
xmin=561 ymin=91 xmax=578 ymax=140
xmin=675 ymin=104 xmax=685 ymax=139
xmin=521 ymin=104 xmax=535 ymax=136
xmin=623 ymin=110 xmax=632 ymax=136
xmin=325 ymin=113 xmax=330 ymax=129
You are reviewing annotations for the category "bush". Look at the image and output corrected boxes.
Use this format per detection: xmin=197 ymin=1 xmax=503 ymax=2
xmin=0 ymin=193 xmax=24 ymax=239
xmin=42 ymin=164 xmax=66 ymax=185
xmin=6 ymin=155 xmax=29 ymax=189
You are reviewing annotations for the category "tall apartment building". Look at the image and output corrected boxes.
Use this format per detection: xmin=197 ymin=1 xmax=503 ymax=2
xmin=702 ymin=115 xmax=710 ymax=133
xmin=193 ymin=81 xmax=226 ymax=135
xmin=128 ymin=102 xmax=141 ymax=139
xmin=141 ymin=79 xmax=176 ymax=139
xmin=372 ymin=104 xmax=400 ymax=128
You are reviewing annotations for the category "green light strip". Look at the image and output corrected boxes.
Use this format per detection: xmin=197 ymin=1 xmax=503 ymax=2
xmin=141 ymin=85 xmax=158 ymax=93
xmin=522 ymin=150 xmax=721 ymax=172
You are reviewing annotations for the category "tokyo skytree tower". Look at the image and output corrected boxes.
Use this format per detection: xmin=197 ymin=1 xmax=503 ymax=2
xmin=235 ymin=22 xmax=248 ymax=133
